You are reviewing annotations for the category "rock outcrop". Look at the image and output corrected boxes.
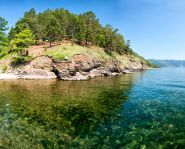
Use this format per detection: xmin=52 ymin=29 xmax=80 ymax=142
xmin=0 ymin=53 xmax=148 ymax=80
xmin=51 ymin=53 xmax=147 ymax=80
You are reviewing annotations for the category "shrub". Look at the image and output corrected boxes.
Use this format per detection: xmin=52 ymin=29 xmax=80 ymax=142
xmin=11 ymin=56 xmax=33 ymax=65
xmin=0 ymin=46 xmax=10 ymax=59
xmin=2 ymin=65 xmax=7 ymax=73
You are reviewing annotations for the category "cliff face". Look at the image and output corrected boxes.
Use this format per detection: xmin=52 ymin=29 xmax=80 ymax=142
xmin=0 ymin=43 xmax=148 ymax=80
xmin=0 ymin=55 xmax=147 ymax=80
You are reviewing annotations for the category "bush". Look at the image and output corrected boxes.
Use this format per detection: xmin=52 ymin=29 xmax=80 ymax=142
xmin=2 ymin=65 xmax=7 ymax=73
xmin=11 ymin=56 xmax=33 ymax=65
xmin=0 ymin=46 xmax=10 ymax=59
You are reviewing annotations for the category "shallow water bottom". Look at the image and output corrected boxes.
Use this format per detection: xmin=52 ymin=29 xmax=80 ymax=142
xmin=0 ymin=67 xmax=184 ymax=148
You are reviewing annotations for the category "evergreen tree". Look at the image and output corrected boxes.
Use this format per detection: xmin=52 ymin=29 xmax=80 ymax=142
xmin=23 ymin=8 xmax=41 ymax=41
xmin=8 ymin=8 xmax=132 ymax=55
xmin=10 ymin=28 xmax=35 ymax=55
xmin=78 ymin=11 xmax=99 ymax=45
xmin=67 ymin=13 xmax=78 ymax=42
xmin=44 ymin=13 xmax=61 ymax=46
xmin=0 ymin=17 xmax=8 ymax=56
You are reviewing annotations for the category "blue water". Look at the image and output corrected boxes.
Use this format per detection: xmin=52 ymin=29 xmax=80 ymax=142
xmin=0 ymin=67 xmax=185 ymax=148
xmin=121 ymin=67 xmax=185 ymax=148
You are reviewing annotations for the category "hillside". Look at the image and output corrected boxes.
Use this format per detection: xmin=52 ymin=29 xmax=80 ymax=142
xmin=0 ymin=8 xmax=154 ymax=80
xmin=0 ymin=41 xmax=149 ymax=80
xmin=148 ymin=59 xmax=185 ymax=67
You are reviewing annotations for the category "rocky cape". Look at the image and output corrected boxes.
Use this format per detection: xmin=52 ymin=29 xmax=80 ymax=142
xmin=0 ymin=53 xmax=148 ymax=80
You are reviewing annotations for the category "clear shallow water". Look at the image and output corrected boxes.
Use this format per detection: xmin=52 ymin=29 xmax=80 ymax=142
xmin=0 ymin=67 xmax=185 ymax=148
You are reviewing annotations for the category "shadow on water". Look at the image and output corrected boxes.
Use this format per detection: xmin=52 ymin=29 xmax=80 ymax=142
xmin=0 ymin=75 xmax=134 ymax=148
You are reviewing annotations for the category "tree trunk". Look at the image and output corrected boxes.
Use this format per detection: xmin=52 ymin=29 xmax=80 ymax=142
xmin=72 ymin=32 xmax=74 ymax=45
xmin=86 ymin=38 xmax=88 ymax=45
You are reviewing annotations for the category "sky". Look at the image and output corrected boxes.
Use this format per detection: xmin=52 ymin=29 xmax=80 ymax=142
xmin=0 ymin=0 xmax=185 ymax=60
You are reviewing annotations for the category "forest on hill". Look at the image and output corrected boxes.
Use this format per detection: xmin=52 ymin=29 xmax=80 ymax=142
xmin=1 ymin=9 xmax=132 ymax=55
xmin=0 ymin=8 xmax=155 ymax=68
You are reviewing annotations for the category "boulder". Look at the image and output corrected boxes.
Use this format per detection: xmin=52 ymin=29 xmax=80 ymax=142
xmin=122 ymin=69 xmax=133 ymax=74
xmin=73 ymin=54 xmax=101 ymax=71
xmin=89 ymin=69 xmax=112 ymax=78
xmin=111 ymin=72 xmax=120 ymax=76
xmin=30 ymin=56 xmax=54 ymax=71
xmin=61 ymin=72 xmax=89 ymax=81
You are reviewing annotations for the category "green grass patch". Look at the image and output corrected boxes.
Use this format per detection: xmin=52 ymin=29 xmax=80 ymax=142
xmin=45 ymin=44 xmax=89 ymax=61
xmin=45 ymin=44 xmax=112 ymax=61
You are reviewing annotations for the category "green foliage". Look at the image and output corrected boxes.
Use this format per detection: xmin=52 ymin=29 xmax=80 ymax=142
xmin=0 ymin=46 xmax=9 ymax=58
xmin=2 ymin=65 xmax=7 ymax=73
xmin=45 ymin=12 xmax=61 ymax=46
xmin=77 ymin=11 xmax=100 ymax=45
xmin=8 ymin=19 xmax=29 ymax=41
xmin=0 ymin=17 xmax=9 ymax=56
xmin=9 ymin=8 xmax=133 ymax=55
xmin=10 ymin=28 xmax=35 ymax=54
xmin=23 ymin=8 xmax=41 ymax=40
xmin=0 ymin=17 xmax=8 ymax=32
xmin=6 ymin=8 xmax=153 ymax=67
xmin=11 ymin=55 xmax=33 ymax=65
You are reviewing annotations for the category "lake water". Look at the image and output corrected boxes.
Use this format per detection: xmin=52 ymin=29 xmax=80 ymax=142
xmin=0 ymin=67 xmax=185 ymax=148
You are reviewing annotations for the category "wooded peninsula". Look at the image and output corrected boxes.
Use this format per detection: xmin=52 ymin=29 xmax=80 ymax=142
xmin=0 ymin=8 xmax=155 ymax=80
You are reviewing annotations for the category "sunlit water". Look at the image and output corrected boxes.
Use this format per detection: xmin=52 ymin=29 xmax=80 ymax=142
xmin=0 ymin=67 xmax=185 ymax=148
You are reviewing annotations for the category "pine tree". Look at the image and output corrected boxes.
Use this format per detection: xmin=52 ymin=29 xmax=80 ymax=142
xmin=0 ymin=17 xmax=8 ymax=55
xmin=44 ymin=13 xmax=61 ymax=47
xmin=10 ymin=28 xmax=35 ymax=55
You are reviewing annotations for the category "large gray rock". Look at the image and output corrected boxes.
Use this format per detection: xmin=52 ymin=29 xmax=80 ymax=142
xmin=30 ymin=56 xmax=54 ymax=71
xmin=89 ymin=69 xmax=112 ymax=78
xmin=123 ymin=70 xmax=133 ymax=74
xmin=73 ymin=54 xmax=101 ymax=71
xmin=61 ymin=72 xmax=89 ymax=81
xmin=89 ymin=69 xmax=104 ymax=78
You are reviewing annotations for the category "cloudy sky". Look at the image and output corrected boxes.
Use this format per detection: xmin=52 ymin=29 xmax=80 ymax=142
xmin=1 ymin=0 xmax=185 ymax=60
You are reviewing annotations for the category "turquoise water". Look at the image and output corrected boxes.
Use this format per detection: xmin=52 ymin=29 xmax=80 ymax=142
xmin=0 ymin=67 xmax=185 ymax=148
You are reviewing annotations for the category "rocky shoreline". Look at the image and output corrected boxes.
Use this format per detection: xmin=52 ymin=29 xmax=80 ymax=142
xmin=0 ymin=54 xmax=148 ymax=80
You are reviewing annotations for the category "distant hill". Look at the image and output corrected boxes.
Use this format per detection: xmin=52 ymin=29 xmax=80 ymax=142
xmin=148 ymin=59 xmax=185 ymax=67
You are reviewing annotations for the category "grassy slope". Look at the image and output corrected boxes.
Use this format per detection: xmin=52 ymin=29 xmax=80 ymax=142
xmin=45 ymin=43 xmax=111 ymax=60
xmin=45 ymin=42 xmax=147 ymax=67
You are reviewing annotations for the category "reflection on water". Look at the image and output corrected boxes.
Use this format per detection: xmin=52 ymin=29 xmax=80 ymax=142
xmin=0 ymin=67 xmax=185 ymax=148
xmin=0 ymin=75 xmax=133 ymax=148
